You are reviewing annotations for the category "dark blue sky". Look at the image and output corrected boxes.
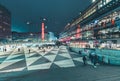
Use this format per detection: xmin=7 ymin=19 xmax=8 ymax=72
xmin=0 ymin=0 xmax=91 ymax=34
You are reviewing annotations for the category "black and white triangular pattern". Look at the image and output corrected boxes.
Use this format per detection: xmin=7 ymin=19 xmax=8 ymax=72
xmin=0 ymin=45 xmax=93 ymax=73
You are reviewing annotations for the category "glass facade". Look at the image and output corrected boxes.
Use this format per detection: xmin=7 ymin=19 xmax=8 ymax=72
xmin=60 ymin=0 xmax=120 ymax=49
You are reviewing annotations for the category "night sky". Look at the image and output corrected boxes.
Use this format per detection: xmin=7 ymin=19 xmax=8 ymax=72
xmin=0 ymin=0 xmax=91 ymax=35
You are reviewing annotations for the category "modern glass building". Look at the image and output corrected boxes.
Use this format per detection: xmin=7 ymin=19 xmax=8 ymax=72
xmin=0 ymin=4 xmax=11 ymax=41
xmin=60 ymin=0 xmax=120 ymax=48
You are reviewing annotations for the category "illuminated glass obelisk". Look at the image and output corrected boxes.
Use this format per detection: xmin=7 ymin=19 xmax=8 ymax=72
xmin=41 ymin=22 xmax=45 ymax=41
xmin=76 ymin=25 xmax=81 ymax=39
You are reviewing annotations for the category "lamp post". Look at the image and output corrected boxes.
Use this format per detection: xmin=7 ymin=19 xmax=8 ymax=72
xmin=26 ymin=21 xmax=31 ymax=33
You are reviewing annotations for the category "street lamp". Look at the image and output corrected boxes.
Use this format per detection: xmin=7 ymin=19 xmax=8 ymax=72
xmin=43 ymin=18 xmax=46 ymax=21
xmin=26 ymin=21 xmax=32 ymax=33
xmin=26 ymin=21 xmax=30 ymax=25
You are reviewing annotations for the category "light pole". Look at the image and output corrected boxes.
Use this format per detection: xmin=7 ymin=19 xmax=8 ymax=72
xmin=26 ymin=21 xmax=33 ymax=33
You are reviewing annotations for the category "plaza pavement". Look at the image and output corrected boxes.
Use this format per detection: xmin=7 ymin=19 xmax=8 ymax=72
xmin=0 ymin=45 xmax=120 ymax=81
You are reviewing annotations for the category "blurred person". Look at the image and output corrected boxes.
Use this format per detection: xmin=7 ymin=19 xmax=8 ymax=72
xmin=82 ymin=55 xmax=87 ymax=65
xmin=29 ymin=49 xmax=30 ymax=53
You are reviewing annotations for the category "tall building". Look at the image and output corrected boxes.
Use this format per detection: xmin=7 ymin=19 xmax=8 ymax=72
xmin=0 ymin=4 xmax=11 ymax=41
xmin=60 ymin=0 xmax=120 ymax=47
xmin=12 ymin=31 xmax=49 ymax=42
xmin=49 ymin=32 xmax=57 ymax=41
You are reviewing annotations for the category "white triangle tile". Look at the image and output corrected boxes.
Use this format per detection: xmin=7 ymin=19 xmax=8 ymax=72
xmin=54 ymin=59 xmax=75 ymax=68
xmin=4 ymin=59 xmax=23 ymax=63
xmin=50 ymin=51 xmax=58 ymax=54
xmin=0 ymin=56 xmax=7 ymax=58
xmin=28 ymin=63 xmax=52 ymax=70
xmin=25 ymin=53 xmax=29 ymax=58
xmin=0 ymin=67 xmax=26 ymax=73
xmin=7 ymin=54 xmax=22 ymax=60
xmin=59 ymin=54 xmax=72 ymax=59
xmin=44 ymin=55 xmax=57 ymax=62
xmin=4 ymin=49 xmax=17 ymax=61
xmin=0 ymin=62 xmax=15 ymax=69
xmin=87 ymin=61 xmax=93 ymax=65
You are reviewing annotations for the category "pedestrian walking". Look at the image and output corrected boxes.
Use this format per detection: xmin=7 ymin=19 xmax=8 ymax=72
xmin=29 ymin=49 xmax=30 ymax=53
xmin=93 ymin=54 xmax=98 ymax=68
xmin=79 ymin=50 xmax=82 ymax=55
xmin=82 ymin=56 xmax=87 ymax=65
xmin=43 ymin=49 xmax=45 ymax=53
xmin=4 ymin=48 xmax=7 ymax=52
xmin=38 ymin=47 xmax=40 ymax=50
xmin=18 ymin=48 xmax=20 ymax=52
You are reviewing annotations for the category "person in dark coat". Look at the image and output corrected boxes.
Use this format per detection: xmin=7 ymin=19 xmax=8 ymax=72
xmin=82 ymin=56 xmax=87 ymax=65
xmin=89 ymin=53 xmax=94 ymax=64
xmin=93 ymin=54 xmax=98 ymax=68
xmin=4 ymin=48 xmax=7 ymax=52
xmin=79 ymin=50 xmax=81 ymax=55
xmin=18 ymin=48 xmax=20 ymax=52
xmin=29 ymin=49 xmax=30 ymax=53
xmin=93 ymin=54 xmax=98 ymax=65
xmin=43 ymin=49 xmax=45 ymax=53
xmin=55 ymin=41 xmax=61 ymax=48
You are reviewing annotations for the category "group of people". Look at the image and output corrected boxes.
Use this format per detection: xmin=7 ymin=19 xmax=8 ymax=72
xmin=82 ymin=49 xmax=98 ymax=68
xmin=38 ymin=46 xmax=46 ymax=53
xmin=3 ymin=48 xmax=7 ymax=52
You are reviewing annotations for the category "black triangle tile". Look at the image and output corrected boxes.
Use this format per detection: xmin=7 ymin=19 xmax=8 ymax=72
xmin=59 ymin=51 xmax=67 ymax=53
xmin=60 ymin=49 xmax=66 ymax=51
xmin=70 ymin=54 xmax=81 ymax=58
xmin=30 ymin=51 xmax=35 ymax=53
xmin=50 ymin=63 xmax=60 ymax=68
xmin=51 ymin=49 xmax=57 ymax=51
xmin=0 ymin=60 xmax=26 ymax=71
xmin=29 ymin=53 xmax=41 ymax=58
xmin=8 ymin=55 xmax=25 ymax=60
xmin=52 ymin=49 xmax=58 ymax=51
xmin=58 ymin=51 xmax=67 ymax=54
xmin=54 ymin=55 xmax=70 ymax=61
xmin=22 ymin=67 xmax=27 ymax=71
xmin=0 ymin=57 xmax=7 ymax=64
xmin=57 ymin=52 xmax=62 ymax=54
xmin=69 ymin=51 xmax=78 ymax=55
xmin=30 ymin=57 xmax=51 ymax=66
xmin=73 ymin=60 xmax=82 ymax=66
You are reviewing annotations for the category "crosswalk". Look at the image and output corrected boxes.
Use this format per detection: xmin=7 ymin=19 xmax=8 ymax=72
xmin=0 ymin=46 xmax=93 ymax=73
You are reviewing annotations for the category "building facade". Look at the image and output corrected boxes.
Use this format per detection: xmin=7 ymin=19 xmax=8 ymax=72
xmin=60 ymin=0 xmax=120 ymax=48
xmin=0 ymin=4 xmax=11 ymax=41
xmin=12 ymin=31 xmax=49 ymax=42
